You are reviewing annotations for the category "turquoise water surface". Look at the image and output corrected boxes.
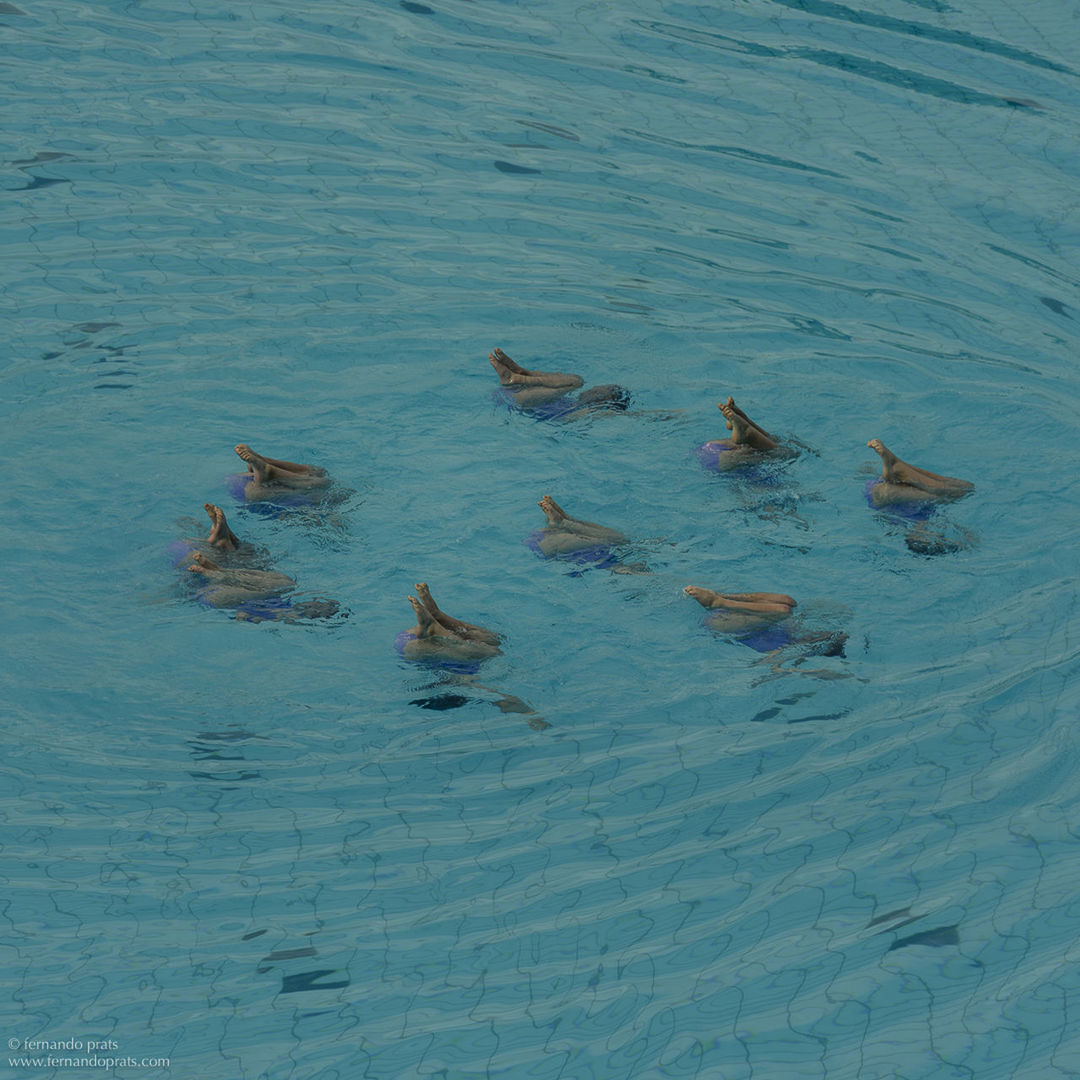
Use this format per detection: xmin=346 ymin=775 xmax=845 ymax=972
xmin=4 ymin=0 xmax=1080 ymax=1077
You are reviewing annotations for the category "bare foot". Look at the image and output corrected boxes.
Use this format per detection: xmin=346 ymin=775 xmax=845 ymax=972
xmin=538 ymin=494 xmax=570 ymax=527
xmin=204 ymin=503 xmax=240 ymax=551
xmin=188 ymin=551 xmax=222 ymax=575
xmin=489 ymin=347 xmax=531 ymax=379
xmin=722 ymin=397 xmax=776 ymax=438
xmin=408 ymin=594 xmax=439 ymax=638
xmin=719 ymin=398 xmax=778 ymax=450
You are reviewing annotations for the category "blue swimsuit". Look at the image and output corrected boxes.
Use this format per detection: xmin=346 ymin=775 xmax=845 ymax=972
xmin=736 ymin=623 xmax=794 ymax=653
xmin=524 ymin=531 xmax=622 ymax=572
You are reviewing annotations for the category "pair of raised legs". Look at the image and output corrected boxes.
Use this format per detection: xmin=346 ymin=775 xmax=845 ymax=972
xmin=489 ymin=347 xmax=629 ymax=412
xmin=186 ymin=502 xmax=341 ymax=621
xmin=684 ymin=586 xmax=796 ymax=634
xmin=234 ymin=444 xmax=330 ymax=491
xmin=187 ymin=550 xmax=294 ymax=595
xmin=408 ymin=583 xmax=501 ymax=646
xmin=718 ymin=397 xmax=779 ymax=451
xmin=534 ymin=494 xmax=626 ymax=556
xmin=866 ymin=439 xmax=973 ymax=505
xmin=403 ymin=584 xmax=502 ymax=664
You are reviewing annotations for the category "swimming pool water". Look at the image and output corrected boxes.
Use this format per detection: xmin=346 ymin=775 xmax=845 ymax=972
xmin=4 ymin=0 xmax=1080 ymax=1077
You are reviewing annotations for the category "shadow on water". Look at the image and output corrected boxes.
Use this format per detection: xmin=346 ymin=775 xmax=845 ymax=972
xmin=750 ymin=690 xmax=852 ymax=724
xmin=186 ymin=728 xmax=264 ymax=783
xmin=408 ymin=674 xmax=550 ymax=731
xmin=887 ymin=924 xmax=961 ymax=951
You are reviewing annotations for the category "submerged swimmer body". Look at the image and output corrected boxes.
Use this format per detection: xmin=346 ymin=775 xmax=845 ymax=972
xmin=865 ymin=440 xmax=975 ymax=555
xmin=697 ymin=397 xmax=789 ymax=472
xmin=526 ymin=495 xmax=631 ymax=571
xmin=187 ymin=552 xmax=339 ymax=622
xmin=684 ymin=586 xmax=848 ymax=659
xmin=532 ymin=495 xmax=626 ymax=556
xmin=398 ymin=585 xmax=502 ymax=667
xmin=489 ymin=347 xmax=631 ymax=418
xmin=188 ymin=551 xmax=295 ymax=601
xmin=404 ymin=586 xmax=547 ymax=726
xmin=229 ymin=444 xmax=332 ymax=503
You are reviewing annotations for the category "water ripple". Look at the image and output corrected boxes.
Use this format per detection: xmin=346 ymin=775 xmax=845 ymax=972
xmin=4 ymin=0 xmax=1080 ymax=1077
